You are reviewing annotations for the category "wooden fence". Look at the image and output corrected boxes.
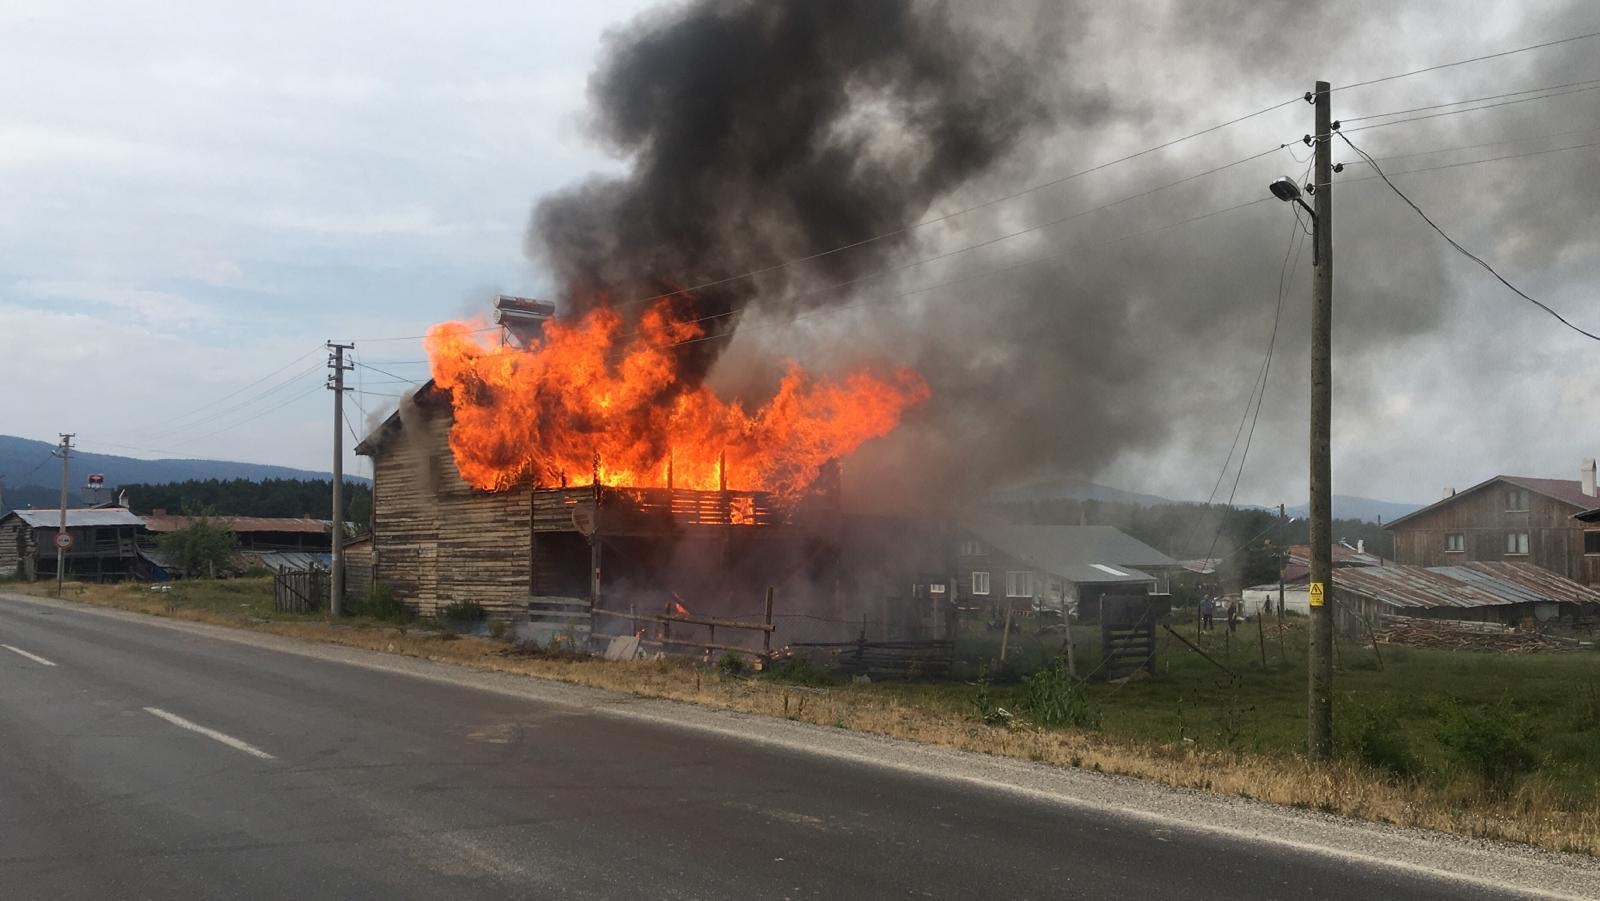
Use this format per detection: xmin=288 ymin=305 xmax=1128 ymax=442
xmin=273 ymin=567 xmax=328 ymax=614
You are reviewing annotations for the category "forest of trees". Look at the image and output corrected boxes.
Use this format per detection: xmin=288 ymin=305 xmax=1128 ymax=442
xmin=120 ymin=478 xmax=372 ymax=529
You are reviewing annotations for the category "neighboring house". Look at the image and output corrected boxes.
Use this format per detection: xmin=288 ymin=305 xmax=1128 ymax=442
xmin=1385 ymin=463 xmax=1600 ymax=585
xmin=955 ymin=523 xmax=1178 ymax=619
xmin=0 ymin=508 xmax=146 ymax=581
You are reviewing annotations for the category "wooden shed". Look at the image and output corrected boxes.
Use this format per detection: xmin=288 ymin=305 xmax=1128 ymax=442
xmin=0 ymin=508 xmax=145 ymax=581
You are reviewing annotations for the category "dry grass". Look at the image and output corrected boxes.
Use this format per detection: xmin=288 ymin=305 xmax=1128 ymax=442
xmin=12 ymin=579 xmax=1599 ymax=857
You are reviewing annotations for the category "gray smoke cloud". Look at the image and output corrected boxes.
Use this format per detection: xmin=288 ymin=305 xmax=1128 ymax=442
xmin=528 ymin=0 xmax=1600 ymax=511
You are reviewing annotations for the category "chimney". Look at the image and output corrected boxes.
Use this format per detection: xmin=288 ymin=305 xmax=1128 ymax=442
xmin=1584 ymin=459 xmax=1596 ymax=498
xmin=1356 ymin=539 xmax=1365 ymax=555
xmin=1442 ymin=487 xmax=1455 ymax=500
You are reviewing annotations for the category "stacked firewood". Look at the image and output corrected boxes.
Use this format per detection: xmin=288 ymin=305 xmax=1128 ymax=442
xmin=1372 ymin=618 xmax=1584 ymax=654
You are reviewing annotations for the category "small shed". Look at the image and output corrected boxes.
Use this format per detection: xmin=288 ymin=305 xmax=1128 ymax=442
xmin=0 ymin=508 xmax=146 ymax=581
xmin=1331 ymin=561 xmax=1600 ymax=636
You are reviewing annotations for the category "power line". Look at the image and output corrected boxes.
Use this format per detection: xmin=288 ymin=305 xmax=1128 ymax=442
xmin=1334 ymin=27 xmax=1600 ymax=91
xmin=143 ymin=361 xmax=326 ymax=444
xmin=181 ymin=383 xmax=328 ymax=443
xmin=1338 ymin=131 xmax=1600 ymax=343
xmin=1343 ymin=82 xmax=1600 ymax=135
xmin=125 ymin=346 xmax=321 ymax=437
xmin=354 ymin=361 xmax=426 ymax=384
xmin=1342 ymin=76 xmax=1600 ymax=123
xmin=1336 ymin=125 xmax=1600 ymax=166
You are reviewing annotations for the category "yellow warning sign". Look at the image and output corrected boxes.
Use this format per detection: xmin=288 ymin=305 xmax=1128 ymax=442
xmin=1309 ymin=581 xmax=1325 ymax=607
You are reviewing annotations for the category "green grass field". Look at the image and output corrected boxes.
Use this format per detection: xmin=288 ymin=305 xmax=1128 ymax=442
xmin=864 ymin=612 xmax=1600 ymax=810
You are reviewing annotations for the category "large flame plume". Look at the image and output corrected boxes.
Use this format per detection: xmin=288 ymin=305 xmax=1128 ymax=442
xmin=425 ymin=299 xmax=928 ymax=500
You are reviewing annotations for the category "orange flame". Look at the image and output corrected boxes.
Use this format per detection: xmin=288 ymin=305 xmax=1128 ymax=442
xmin=425 ymin=299 xmax=928 ymax=499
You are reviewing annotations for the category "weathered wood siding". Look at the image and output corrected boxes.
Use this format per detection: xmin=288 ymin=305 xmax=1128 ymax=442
xmin=0 ymin=518 xmax=35 ymax=579
xmin=1389 ymin=480 xmax=1597 ymax=584
xmin=343 ymin=539 xmax=373 ymax=601
xmin=367 ymin=401 xmax=531 ymax=619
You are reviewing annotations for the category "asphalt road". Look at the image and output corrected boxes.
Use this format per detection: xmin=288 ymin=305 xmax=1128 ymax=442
xmin=0 ymin=595 xmax=1593 ymax=899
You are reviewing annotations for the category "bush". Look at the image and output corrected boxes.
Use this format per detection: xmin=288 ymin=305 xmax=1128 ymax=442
xmin=1341 ymin=701 xmax=1417 ymax=777
xmin=972 ymin=663 xmax=1013 ymax=727
xmin=439 ymin=601 xmax=487 ymax=623
xmin=716 ymin=652 xmax=747 ymax=677
xmin=1437 ymin=695 xmax=1539 ymax=789
xmin=1020 ymin=657 xmax=1099 ymax=730
xmin=350 ymin=586 xmax=415 ymax=623
xmin=763 ymin=654 xmax=836 ymax=686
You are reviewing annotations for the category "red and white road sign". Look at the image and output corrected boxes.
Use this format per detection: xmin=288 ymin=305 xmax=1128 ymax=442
xmin=53 ymin=532 xmax=74 ymax=550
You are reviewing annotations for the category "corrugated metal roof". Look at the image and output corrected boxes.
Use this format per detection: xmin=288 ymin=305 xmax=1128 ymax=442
xmin=254 ymin=551 xmax=332 ymax=572
xmin=1055 ymin=563 xmax=1155 ymax=584
xmin=142 ymin=514 xmax=329 ymax=534
xmin=971 ymin=523 xmax=1175 ymax=566
xmin=1332 ymin=561 xmax=1600 ymax=609
xmin=6 ymin=508 xmax=146 ymax=528
xmin=1458 ymin=561 xmax=1600 ymax=605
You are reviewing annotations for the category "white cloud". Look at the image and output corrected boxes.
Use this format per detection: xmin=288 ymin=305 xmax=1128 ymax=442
xmin=13 ymin=280 xmax=219 ymax=330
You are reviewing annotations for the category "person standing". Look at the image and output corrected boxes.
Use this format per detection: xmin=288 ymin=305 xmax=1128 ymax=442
xmin=1199 ymin=596 xmax=1215 ymax=632
xmin=1226 ymin=598 xmax=1240 ymax=635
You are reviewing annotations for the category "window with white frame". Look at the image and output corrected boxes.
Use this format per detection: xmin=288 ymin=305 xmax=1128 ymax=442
xmin=1445 ymin=533 xmax=1465 ymax=553
xmin=971 ymin=571 xmax=990 ymax=595
xmin=1506 ymin=488 xmax=1530 ymax=512
xmin=1505 ymin=531 xmax=1530 ymax=555
xmin=959 ymin=540 xmax=985 ymax=557
xmin=1005 ymin=571 xmax=1033 ymax=598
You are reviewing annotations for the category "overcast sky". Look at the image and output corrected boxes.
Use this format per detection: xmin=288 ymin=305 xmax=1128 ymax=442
xmin=3 ymin=0 xmax=1597 ymax=507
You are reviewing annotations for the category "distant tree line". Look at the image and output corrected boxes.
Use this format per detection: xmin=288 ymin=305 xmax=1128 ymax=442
xmin=120 ymin=478 xmax=373 ymax=528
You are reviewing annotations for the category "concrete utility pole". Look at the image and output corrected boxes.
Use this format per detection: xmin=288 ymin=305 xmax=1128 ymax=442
xmin=56 ymin=433 xmax=73 ymax=597
xmin=1307 ymin=81 xmax=1336 ymax=759
xmin=327 ymin=342 xmax=354 ymax=617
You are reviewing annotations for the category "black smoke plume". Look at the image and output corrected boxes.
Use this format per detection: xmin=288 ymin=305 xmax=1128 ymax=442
xmin=529 ymin=0 xmax=1078 ymax=381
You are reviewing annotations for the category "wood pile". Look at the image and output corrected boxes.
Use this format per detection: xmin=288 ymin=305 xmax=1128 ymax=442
xmin=1373 ymin=618 xmax=1584 ymax=654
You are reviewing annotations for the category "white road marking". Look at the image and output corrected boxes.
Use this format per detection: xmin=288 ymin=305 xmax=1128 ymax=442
xmin=142 ymin=707 xmax=276 ymax=760
xmin=2 ymin=644 xmax=57 ymax=667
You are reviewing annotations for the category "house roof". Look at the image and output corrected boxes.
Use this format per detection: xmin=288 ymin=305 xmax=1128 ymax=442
xmin=141 ymin=514 xmax=329 ymax=534
xmin=353 ymin=380 xmax=445 ymax=456
xmin=969 ymin=523 xmax=1174 ymax=584
xmin=5 ymin=508 xmax=145 ymax=528
xmin=1576 ymin=508 xmax=1600 ymax=523
xmin=1384 ymin=474 xmax=1598 ymax=530
xmin=1332 ymin=561 xmax=1600 ymax=609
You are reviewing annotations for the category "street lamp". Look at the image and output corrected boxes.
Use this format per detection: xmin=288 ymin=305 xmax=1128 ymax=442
xmin=1269 ymin=177 xmax=1316 ymax=218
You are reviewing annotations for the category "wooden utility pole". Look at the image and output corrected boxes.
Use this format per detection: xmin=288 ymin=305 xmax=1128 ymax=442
xmin=327 ymin=342 xmax=353 ymax=616
xmin=1278 ymin=503 xmax=1287 ymax=616
xmin=55 ymin=433 xmax=73 ymax=596
xmin=1307 ymin=81 xmax=1335 ymax=759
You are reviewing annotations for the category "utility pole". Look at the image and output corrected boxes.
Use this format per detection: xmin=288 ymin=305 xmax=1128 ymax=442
xmin=56 ymin=433 xmax=73 ymax=597
xmin=327 ymin=342 xmax=354 ymax=617
xmin=1306 ymin=80 xmax=1335 ymax=760
xmin=1278 ymin=503 xmax=1286 ymax=616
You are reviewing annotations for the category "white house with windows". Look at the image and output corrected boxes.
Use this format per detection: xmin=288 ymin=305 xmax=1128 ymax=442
xmin=955 ymin=523 xmax=1179 ymax=618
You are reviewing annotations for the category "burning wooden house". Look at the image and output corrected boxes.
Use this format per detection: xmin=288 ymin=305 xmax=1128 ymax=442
xmin=354 ymin=295 xmax=936 ymax=651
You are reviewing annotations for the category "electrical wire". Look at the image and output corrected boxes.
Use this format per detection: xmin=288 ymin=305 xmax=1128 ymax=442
xmin=1203 ymin=216 xmax=1307 ymax=567
xmin=1338 ymin=131 xmax=1600 ymax=343
xmin=180 ymin=383 xmax=328 ymax=444
xmin=1335 ymin=125 xmax=1600 ymax=167
xmin=140 ymin=361 xmax=326 ymax=444
xmin=1343 ymin=82 xmax=1600 ymax=135
xmin=123 ymin=346 xmax=321 ymax=437
xmin=1334 ymin=28 xmax=1600 ymax=91
xmin=1342 ymin=76 xmax=1600 ymax=123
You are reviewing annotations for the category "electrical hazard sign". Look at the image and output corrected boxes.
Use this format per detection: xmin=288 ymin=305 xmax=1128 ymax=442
xmin=1308 ymin=581 xmax=1325 ymax=607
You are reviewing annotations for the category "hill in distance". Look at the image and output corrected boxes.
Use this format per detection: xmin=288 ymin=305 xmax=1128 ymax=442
xmin=0 ymin=434 xmax=364 ymax=513
xmin=991 ymin=475 xmax=1419 ymax=523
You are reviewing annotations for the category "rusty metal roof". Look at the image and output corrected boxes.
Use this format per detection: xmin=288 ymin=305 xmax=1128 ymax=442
xmin=1332 ymin=561 xmax=1600 ymax=609
xmin=1454 ymin=561 xmax=1600 ymax=605
xmin=141 ymin=514 xmax=329 ymax=534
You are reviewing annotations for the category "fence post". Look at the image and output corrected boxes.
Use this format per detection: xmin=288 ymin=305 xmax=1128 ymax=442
xmin=763 ymin=586 xmax=775 ymax=658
